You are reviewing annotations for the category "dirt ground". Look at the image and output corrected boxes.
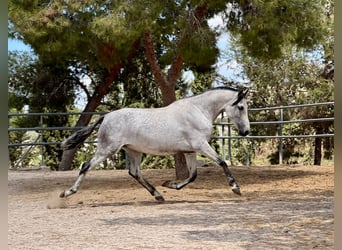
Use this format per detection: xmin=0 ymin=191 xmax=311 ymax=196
xmin=8 ymin=164 xmax=334 ymax=250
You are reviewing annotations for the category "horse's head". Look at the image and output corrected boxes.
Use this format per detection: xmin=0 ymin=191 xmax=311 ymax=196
xmin=225 ymin=88 xmax=250 ymax=136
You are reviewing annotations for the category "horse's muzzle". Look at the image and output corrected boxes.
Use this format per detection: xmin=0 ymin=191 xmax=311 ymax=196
xmin=239 ymin=130 xmax=249 ymax=136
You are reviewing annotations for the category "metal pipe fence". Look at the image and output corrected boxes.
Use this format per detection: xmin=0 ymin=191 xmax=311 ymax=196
xmin=212 ymin=101 xmax=334 ymax=164
xmin=8 ymin=102 xmax=334 ymax=167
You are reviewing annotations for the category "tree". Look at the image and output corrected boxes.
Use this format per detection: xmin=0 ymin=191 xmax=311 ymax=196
xmin=9 ymin=1 xmax=143 ymax=170
xmin=9 ymin=0 xmax=331 ymax=171
xmin=141 ymin=3 xmax=220 ymax=178
xmin=226 ymin=0 xmax=330 ymax=60
xmin=9 ymin=1 xmax=220 ymax=175
xmin=139 ymin=0 xmax=331 ymax=173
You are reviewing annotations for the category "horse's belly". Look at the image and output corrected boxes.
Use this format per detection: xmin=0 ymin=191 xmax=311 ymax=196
xmin=125 ymin=144 xmax=178 ymax=156
xmin=124 ymin=134 xmax=195 ymax=155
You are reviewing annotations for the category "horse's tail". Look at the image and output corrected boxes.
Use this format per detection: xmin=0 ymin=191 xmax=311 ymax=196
xmin=61 ymin=116 xmax=105 ymax=151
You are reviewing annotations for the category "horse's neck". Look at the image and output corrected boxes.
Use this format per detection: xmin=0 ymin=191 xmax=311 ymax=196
xmin=190 ymin=91 xmax=234 ymax=121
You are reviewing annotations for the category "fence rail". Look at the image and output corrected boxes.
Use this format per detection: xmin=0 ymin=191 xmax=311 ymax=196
xmin=8 ymin=102 xmax=334 ymax=166
xmin=213 ymin=101 xmax=334 ymax=164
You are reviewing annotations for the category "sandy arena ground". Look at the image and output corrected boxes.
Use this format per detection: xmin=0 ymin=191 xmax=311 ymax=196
xmin=8 ymin=165 xmax=334 ymax=249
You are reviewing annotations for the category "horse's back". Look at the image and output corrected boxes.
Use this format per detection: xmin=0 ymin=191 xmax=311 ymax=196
xmin=100 ymin=107 xmax=180 ymax=139
xmin=97 ymin=104 xmax=211 ymax=154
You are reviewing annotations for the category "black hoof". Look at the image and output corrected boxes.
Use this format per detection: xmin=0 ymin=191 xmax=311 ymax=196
xmin=155 ymin=195 xmax=165 ymax=202
xmin=162 ymin=180 xmax=171 ymax=187
xmin=162 ymin=180 xmax=178 ymax=189
xmin=232 ymin=186 xmax=241 ymax=196
xmin=59 ymin=191 xmax=66 ymax=198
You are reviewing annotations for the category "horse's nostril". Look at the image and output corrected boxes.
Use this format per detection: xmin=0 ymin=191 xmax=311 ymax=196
xmin=239 ymin=130 xmax=249 ymax=136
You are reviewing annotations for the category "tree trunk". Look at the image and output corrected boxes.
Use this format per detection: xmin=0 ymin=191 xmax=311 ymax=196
xmin=323 ymin=136 xmax=333 ymax=160
xmin=159 ymin=80 xmax=189 ymax=179
xmin=58 ymin=40 xmax=141 ymax=171
xmin=314 ymin=126 xmax=323 ymax=165
xmin=156 ymin=79 xmax=189 ymax=179
xmin=58 ymin=148 xmax=78 ymax=171
xmin=174 ymin=153 xmax=189 ymax=179
xmin=58 ymin=65 xmax=122 ymax=171
xmin=143 ymin=31 xmax=189 ymax=179
xmin=142 ymin=5 xmax=208 ymax=179
xmin=314 ymin=137 xmax=322 ymax=165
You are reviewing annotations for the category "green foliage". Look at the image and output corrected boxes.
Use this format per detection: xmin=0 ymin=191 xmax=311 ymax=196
xmin=225 ymin=0 xmax=333 ymax=165
xmin=231 ymin=47 xmax=333 ymax=165
xmin=8 ymin=0 xmax=334 ymax=168
xmin=180 ymin=26 xmax=219 ymax=71
xmin=190 ymin=69 xmax=218 ymax=95
xmin=118 ymin=51 xmax=164 ymax=108
xmin=227 ymin=0 xmax=331 ymax=60
xmin=231 ymin=138 xmax=255 ymax=165
xmin=141 ymin=155 xmax=175 ymax=169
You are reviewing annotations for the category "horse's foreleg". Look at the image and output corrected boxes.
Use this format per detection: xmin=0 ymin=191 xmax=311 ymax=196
xmin=162 ymin=153 xmax=198 ymax=190
xmin=218 ymin=160 xmax=241 ymax=195
xmin=199 ymin=143 xmax=241 ymax=195
xmin=126 ymin=149 xmax=165 ymax=202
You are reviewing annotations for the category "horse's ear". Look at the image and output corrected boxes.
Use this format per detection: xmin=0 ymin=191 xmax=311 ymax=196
xmin=232 ymin=87 xmax=249 ymax=106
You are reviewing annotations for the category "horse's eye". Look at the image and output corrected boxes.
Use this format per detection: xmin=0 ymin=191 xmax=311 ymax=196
xmin=238 ymin=106 xmax=244 ymax=111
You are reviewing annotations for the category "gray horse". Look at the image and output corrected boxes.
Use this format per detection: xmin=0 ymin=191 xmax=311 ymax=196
xmin=60 ymin=87 xmax=250 ymax=201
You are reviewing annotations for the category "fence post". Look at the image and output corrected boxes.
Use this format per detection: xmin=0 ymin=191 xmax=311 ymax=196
xmin=221 ymin=113 xmax=226 ymax=160
xmin=245 ymin=139 xmax=250 ymax=166
xmin=228 ymin=119 xmax=232 ymax=163
xmin=40 ymin=114 xmax=45 ymax=167
xmin=279 ymin=107 xmax=283 ymax=165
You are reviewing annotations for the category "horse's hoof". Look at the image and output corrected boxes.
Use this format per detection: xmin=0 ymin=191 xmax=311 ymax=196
xmin=155 ymin=195 xmax=165 ymax=202
xmin=232 ymin=186 xmax=241 ymax=196
xmin=162 ymin=180 xmax=170 ymax=187
xmin=59 ymin=191 xmax=66 ymax=198
xmin=162 ymin=180 xmax=178 ymax=189
xmin=60 ymin=188 xmax=76 ymax=198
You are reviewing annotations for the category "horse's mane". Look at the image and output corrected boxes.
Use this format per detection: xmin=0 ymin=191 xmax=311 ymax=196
xmin=192 ymin=86 xmax=239 ymax=98
xmin=169 ymin=86 xmax=239 ymax=105
xmin=207 ymin=86 xmax=239 ymax=92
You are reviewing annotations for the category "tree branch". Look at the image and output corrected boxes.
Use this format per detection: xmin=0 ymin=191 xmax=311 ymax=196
xmin=143 ymin=31 xmax=168 ymax=88
xmin=166 ymin=54 xmax=184 ymax=84
xmin=75 ymin=79 xmax=91 ymax=101
xmin=167 ymin=5 xmax=208 ymax=84
xmin=143 ymin=5 xmax=208 ymax=106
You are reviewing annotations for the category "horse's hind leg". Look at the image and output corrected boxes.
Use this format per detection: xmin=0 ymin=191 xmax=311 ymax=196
xmin=125 ymin=148 xmax=165 ymax=202
xmin=199 ymin=142 xmax=241 ymax=195
xmin=59 ymin=149 xmax=112 ymax=198
xmin=162 ymin=153 xmax=198 ymax=190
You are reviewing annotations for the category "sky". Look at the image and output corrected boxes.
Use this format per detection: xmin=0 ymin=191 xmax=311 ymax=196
xmin=8 ymin=38 xmax=32 ymax=52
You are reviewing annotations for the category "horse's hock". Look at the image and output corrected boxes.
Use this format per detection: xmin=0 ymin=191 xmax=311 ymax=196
xmin=8 ymin=165 xmax=333 ymax=249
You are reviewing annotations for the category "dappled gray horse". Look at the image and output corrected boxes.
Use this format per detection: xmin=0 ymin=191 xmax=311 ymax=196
xmin=60 ymin=87 xmax=250 ymax=201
